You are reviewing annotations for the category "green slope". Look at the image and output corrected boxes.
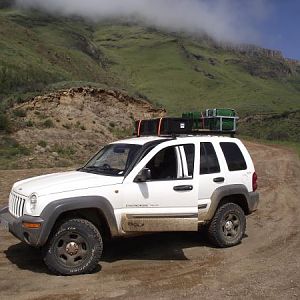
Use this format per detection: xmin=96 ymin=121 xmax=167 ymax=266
xmin=0 ymin=8 xmax=118 ymax=103
xmin=93 ymin=24 xmax=300 ymax=115
xmin=0 ymin=7 xmax=299 ymax=139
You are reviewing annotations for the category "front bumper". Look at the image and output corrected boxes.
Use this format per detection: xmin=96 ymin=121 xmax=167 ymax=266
xmin=248 ymin=191 xmax=259 ymax=213
xmin=0 ymin=206 xmax=44 ymax=247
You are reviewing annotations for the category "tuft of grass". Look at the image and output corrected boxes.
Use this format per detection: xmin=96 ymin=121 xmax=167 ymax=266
xmin=25 ymin=120 xmax=34 ymax=127
xmin=0 ymin=113 xmax=11 ymax=132
xmin=38 ymin=140 xmax=47 ymax=148
xmin=43 ymin=119 xmax=54 ymax=128
xmin=13 ymin=109 xmax=26 ymax=118
xmin=109 ymin=126 xmax=133 ymax=139
xmin=0 ymin=136 xmax=31 ymax=168
xmin=52 ymin=144 xmax=76 ymax=158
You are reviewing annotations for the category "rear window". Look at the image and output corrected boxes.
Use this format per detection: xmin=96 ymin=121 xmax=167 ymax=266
xmin=200 ymin=142 xmax=220 ymax=174
xmin=220 ymin=142 xmax=247 ymax=171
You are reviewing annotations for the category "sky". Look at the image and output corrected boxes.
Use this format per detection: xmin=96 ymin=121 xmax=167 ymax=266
xmin=15 ymin=0 xmax=300 ymax=60
xmin=258 ymin=0 xmax=300 ymax=60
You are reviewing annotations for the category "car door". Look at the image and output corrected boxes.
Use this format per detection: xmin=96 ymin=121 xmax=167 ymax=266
xmin=197 ymin=141 xmax=226 ymax=219
xmin=121 ymin=142 xmax=199 ymax=232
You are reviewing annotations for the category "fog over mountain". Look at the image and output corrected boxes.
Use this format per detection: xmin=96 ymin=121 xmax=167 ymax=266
xmin=15 ymin=0 xmax=270 ymax=44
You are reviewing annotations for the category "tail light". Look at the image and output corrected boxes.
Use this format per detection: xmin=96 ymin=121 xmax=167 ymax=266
xmin=252 ymin=172 xmax=258 ymax=191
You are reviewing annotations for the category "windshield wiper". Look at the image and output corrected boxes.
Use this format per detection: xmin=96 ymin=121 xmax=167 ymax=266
xmin=80 ymin=166 xmax=104 ymax=173
xmin=82 ymin=166 xmax=99 ymax=170
xmin=81 ymin=165 xmax=124 ymax=176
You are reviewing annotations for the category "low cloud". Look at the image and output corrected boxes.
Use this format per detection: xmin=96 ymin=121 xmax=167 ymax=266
xmin=15 ymin=0 xmax=270 ymax=44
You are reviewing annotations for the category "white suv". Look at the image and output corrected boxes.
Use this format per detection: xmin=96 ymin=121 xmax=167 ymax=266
xmin=0 ymin=135 xmax=259 ymax=275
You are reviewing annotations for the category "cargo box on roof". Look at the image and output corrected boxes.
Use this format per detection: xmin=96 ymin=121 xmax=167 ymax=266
xmin=135 ymin=118 xmax=193 ymax=136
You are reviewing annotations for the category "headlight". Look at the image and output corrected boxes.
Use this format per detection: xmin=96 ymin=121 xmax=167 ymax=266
xmin=29 ymin=193 xmax=38 ymax=212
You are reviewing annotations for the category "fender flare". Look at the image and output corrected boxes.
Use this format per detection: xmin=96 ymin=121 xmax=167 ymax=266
xmin=204 ymin=184 xmax=250 ymax=221
xmin=37 ymin=196 xmax=119 ymax=246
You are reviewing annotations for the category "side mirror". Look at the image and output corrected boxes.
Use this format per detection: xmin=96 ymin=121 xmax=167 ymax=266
xmin=134 ymin=168 xmax=151 ymax=182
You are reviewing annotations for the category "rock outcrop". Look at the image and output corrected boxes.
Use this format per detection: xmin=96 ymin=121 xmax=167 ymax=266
xmin=9 ymin=87 xmax=166 ymax=168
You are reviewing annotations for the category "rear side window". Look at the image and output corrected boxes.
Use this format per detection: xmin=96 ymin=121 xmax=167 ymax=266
xmin=220 ymin=142 xmax=247 ymax=171
xmin=200 ymin=143 xmax=220 ymax=174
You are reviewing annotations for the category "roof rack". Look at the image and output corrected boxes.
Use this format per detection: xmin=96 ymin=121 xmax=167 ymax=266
xmin=135 ymin=108 xmax=238 ymax=138
xmin=134 ymin=116 xmax=238 ymax=137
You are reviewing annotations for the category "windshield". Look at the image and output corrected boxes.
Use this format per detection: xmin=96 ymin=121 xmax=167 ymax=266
xmin=81 ymin=143 xmax=142 ymax=176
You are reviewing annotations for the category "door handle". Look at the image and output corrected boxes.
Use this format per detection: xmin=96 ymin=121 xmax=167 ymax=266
xmin=173 ymin=185 xmax=193 ymax=191
xmin=213 ymin=177 xmax=225 ymax=183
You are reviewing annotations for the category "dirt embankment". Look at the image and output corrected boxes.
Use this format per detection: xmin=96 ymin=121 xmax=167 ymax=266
xmin=7 ymin=88 xmax=165 ymax=168
xmin=0 ymin=141 xmax=299 ymax=299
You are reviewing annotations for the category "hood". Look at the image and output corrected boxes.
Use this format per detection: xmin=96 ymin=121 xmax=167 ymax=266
xmin=13 ymin=171 xmax=123 ymax=197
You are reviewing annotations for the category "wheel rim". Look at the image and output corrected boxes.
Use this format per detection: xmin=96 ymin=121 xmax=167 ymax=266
xmin=54 ymin=231 xmax=90 ymax=267
xmin=221 ymin=213 xmax=241 ymax=240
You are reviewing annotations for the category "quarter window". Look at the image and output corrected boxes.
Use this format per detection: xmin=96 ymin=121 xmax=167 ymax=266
xmin=183 ymin=144 xmax=195 ymax=177
xmin=200 ymin=143 xmax=220 ymax=174
xmin=220 ymin=142 xmax=247 ymax=171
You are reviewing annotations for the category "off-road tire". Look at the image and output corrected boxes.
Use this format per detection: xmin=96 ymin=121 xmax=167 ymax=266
xmin=43 ymin=218 xmax=103 ymax=275
xmin=208 ymin=203 xmax=246 ymax=248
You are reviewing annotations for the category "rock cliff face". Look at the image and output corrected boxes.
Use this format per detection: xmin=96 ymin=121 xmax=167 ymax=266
xmin=222 ymin=43 xmax=300 ymax=75
xmin=9 ymin=87 xmax=166 ymax=168
xmin=223 ymin=44 xmax=284 ymax=59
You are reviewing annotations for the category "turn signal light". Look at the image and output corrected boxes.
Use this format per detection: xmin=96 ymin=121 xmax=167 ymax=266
xmin=22 ymin=222 xmax=41 ymax=229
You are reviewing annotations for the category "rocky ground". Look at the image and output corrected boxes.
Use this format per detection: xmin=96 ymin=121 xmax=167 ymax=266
xmin=0 ymin=141 xmax=299 ymax=299
xmin=5 ymin=88 xmax=165 ymax=168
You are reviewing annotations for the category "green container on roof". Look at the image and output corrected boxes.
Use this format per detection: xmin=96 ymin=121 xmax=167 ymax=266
xmin=182 ymin=112 xmax=203 ymax=129
xmin=182 ymin=108 xmax=238 ymax=132
xmin=206 ymin=108 xmax=236 ymax=117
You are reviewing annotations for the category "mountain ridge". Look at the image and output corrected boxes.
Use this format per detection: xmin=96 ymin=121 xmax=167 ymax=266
xmin=0 ymin=5 xmax=299 ymax=164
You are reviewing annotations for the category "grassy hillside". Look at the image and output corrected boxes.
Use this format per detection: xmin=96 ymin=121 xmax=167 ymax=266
xmin=94 ymin=24 xmax=300 ymax=115
xmin=0 ymin=8 xmax=118 ymax=104
xmin=0 ymin=6 xmax=299 ymax=144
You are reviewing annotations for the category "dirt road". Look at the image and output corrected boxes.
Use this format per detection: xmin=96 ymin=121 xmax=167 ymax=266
xmin=0 ymin=141 xmax=299 ymax=299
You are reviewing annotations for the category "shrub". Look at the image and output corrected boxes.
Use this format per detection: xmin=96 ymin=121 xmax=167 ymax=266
xmin=13 ymin=109 xmax=27 ymax=118
xmin=26 ymin=120 xmax=34 ymax=127
xmin=38 ymin=140 xmax=47 ymax=148
xmin=266 ymin=130 xmax=289 ymax=141
xmin=53 ymin=144 xmax=76 ymax=158
xmin=0 ymin=113 xmax=10 ymax=132
xmin=0 ymin=137 xmax=31 ymax=158
xmin=43 ymin=119 xmax=54 ymax=128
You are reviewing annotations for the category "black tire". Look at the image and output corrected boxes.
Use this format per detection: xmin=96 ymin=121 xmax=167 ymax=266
xmin=43 ymin=218 xmax=103 ymax=275
xmin=208 ymin=203 xmax=246 ymax=248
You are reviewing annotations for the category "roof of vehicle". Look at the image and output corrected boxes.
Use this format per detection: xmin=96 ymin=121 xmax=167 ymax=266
xmin=113 ymin=135 xmax=240 ymax=146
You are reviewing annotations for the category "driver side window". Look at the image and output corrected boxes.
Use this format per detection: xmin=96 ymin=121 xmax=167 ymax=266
xmin=146 ymin=146 xmax=178 ymax=180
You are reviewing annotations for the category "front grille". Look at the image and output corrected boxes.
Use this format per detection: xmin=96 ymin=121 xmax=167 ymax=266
xmin=9 ymin=191 xmax=26 ymax=218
